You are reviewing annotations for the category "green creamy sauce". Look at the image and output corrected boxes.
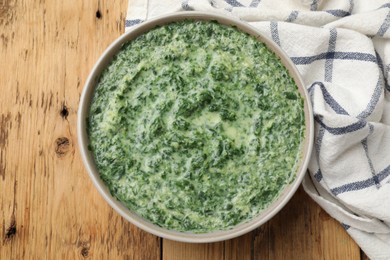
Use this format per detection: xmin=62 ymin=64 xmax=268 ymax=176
xmin=88 ymin=21 xmax=305 ymax=233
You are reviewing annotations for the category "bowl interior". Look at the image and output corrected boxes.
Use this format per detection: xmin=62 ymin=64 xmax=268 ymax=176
xmin=77 ymin=11 xmax=314 ymax=243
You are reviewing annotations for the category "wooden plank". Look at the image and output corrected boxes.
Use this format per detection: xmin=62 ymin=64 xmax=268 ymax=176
xmin=0 ymin=0 xmax=160 ymax=259
xmin=222 ymin=187 xmax=361 ymax=260
xmin=224 ymin=233 xmax=252 ymax=260
xmin=252 ymin=223 xmax=270 ymax=259
xmin=252 ymin=187 xmax=361 ymax=259
xmin=163 ymin=240 xmax=224 ymax=260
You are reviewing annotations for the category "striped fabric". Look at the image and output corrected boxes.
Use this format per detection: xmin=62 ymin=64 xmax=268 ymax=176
xmin=125 ymin=0 xmax=390 ymax=258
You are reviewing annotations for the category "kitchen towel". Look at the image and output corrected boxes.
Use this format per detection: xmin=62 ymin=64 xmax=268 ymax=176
xmin=125 ymin=0 xmax=390 ymax=259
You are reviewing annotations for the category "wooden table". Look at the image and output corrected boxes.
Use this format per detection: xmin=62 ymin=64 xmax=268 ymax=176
xmin=1 ymin=1 xmax=365 ymax=259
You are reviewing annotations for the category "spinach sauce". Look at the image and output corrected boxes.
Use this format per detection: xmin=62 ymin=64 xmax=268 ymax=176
xmin=88 ymin=21 xmax=305 ymax=233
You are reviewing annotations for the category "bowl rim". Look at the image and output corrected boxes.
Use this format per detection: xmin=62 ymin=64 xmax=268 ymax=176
xmin=77 ymin=11 xmax=314 ymax=243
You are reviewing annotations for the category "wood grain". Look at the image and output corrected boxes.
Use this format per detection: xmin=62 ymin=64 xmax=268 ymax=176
xmin=0 ymin=0 xmax=160 ymax=259
xmin=163 ymin=240 xmax=224 ymax=260
xmin=263 ymin=187 xmax=360 ymax=259
xmin=0 ymin=0 xmax=361 ymax=259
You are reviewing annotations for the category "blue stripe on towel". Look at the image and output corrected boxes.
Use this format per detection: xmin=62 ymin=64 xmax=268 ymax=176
xmin=182 ymin=0 xmax=193 ymax=10
xmin=341 ymin=223 xmax=351 ymax=230
xmin=291 ymin=52 xmax=377 ymax=65
xmin=326 ymin=9 xmax=351 ymax=17
xmin=225 ymin=0 xmax=244 ymax=7
xmin=308 ymin=82 xmax=349 ymax=115
xmin=249 ymin=0 xmax=261 ymax=8
xmin=310 ymin=0 xmax=319 ymax=11
xmin=314 ymin=169 xmax=323 ymax=182
xmin=377 ymin=10 xmax=390 ymax=37
xmin=325 ymin=29 xmax=337 ymax=82
xmin=357 ymin=76 xmax=383 ymax=119
xmin=125 ymin=19 xmax=144 ymax=27
xmin=331 ymin=165 xmax=390 ymax=195
xmin=286 ymin=11 xmax=299 ymax=22
xmin=315 ymin=117 xmax=367 ymax=135
xmin=270 ymin=21 xmax=281 ymax=46
xmin=348 ymin=0 xmax=355 ymax=14
xmin=361 ymin=124 xmax=380 ymax=187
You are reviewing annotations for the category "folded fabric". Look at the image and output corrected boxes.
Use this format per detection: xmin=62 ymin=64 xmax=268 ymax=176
xmin=125 ymin=0 xmax=390 ymax=258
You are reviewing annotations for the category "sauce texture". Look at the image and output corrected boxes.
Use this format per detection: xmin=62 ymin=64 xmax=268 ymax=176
xmin=88 ymin=21 xmax=305 ymax=233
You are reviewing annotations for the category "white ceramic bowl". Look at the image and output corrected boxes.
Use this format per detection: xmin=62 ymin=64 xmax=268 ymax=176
xmin=78 ymin=11 xmax=314 ymax=243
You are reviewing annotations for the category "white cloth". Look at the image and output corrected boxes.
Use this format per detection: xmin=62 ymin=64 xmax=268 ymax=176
xmin=125 ymin=0 xmax=390 ymax=258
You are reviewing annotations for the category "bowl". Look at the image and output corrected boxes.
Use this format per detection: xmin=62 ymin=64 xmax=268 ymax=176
xmin=77 ymin=11 xmax=314 ymax=243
